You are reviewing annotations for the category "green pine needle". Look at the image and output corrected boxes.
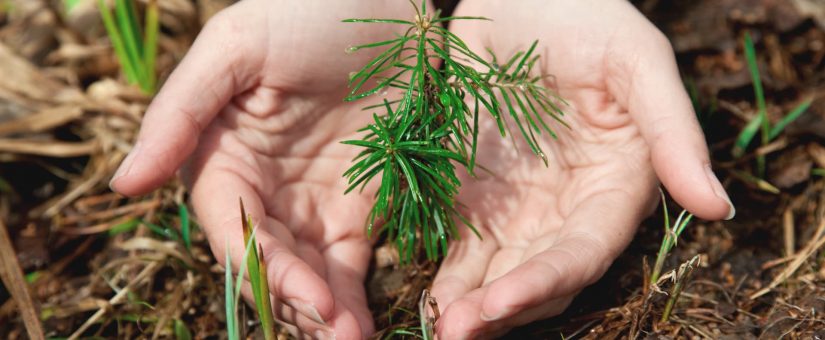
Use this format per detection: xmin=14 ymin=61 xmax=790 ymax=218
xmin=343 ymin=1 xmax=567 ymax=263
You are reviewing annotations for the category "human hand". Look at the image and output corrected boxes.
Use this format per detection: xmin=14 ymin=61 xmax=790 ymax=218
xmin=430 ymin=0 xmax=735 ymax=338
xmin=108 ymin=1 xmax=424 ymax=338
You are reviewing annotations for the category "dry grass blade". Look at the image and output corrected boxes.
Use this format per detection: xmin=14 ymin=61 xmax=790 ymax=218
xmin=0 ymin=219 xmax=45 ymax=340
xmin=35 ymin=154 xmax=120 ymax=218
xmin=0 ymin=42 xmax=85 ymax=105
xmin=0 ymin=105 xmax=84 ymax=135
xmin=807 ymin=143 xmax=825 ymax=169
xmin=67 ymin=261 xmax=161 ymax=340
xmin=750 ymin=214 xmax=825 ymax=299
xmin=119 ymin=237 xmax=194 ymax=268
xmin=783 ymin=208 xmax=795 ymax=258
xmin=59 ymin=198 xmax=160 ymax=226
xmin=0 ymin=138 xmax=99 ymax=157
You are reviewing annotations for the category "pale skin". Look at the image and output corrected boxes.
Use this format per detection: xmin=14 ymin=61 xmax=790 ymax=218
xmin=110 ymin=0 xmax=735 ymax=339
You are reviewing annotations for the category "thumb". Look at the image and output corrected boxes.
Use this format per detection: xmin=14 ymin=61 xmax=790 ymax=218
xmin=612 ymin=27 xmax=735 ymax=221
xmin=110 ymin=2 xmax=264 ymax=196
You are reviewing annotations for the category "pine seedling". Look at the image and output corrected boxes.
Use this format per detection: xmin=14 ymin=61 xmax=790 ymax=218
xmin=97 ymin=0 xmax=159 ymax=94
xmin=343 ymin=0 xmax=567 ymax=263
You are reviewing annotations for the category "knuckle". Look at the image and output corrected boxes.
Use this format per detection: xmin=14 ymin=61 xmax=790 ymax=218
xmin=649 ymin=29 xmax=673 ymax=52
xmin=200 ymin=12 xmax=248 ymax=62
xmin=202 ymin=10 xmax=242 ymax=38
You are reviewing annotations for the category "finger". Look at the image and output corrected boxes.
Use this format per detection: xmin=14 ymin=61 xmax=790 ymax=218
xmin=430 ymin=226 xmax=497 ymax=308
xmin=190 ymin=163 xmax=335 ymax=324
xmin=478 ymin=189 xmax=646 ymax=322
xmin=110 ymin=1 xmax=265 ymax=196
xmin=322 ymin=238 xmax=374 ymax=337
xmin=435 ymin=286 xmax=578 ymax=339
xmin=435 ymin=289 xmax=487 ymax=339
xmin=609 ymin=26 xmax=734 ymax=220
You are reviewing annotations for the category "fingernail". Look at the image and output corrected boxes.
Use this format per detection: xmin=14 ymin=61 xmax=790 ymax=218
xmin=110 ymin=142 xmax=141 ymax=190
xmin=705 ymin=164 xmax=735 ymax=220
xmin=286 ymin=299 xmax=326 ymax=325
xmin=480 ymin=308 xmax=509 ymax=322
xmin=315 ymin=329 xmax=335 ymax=340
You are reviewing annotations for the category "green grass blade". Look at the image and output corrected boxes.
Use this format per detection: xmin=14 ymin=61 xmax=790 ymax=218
xmin=65 ymin=0 xmax=82 ymax=13
xmin=108 ymin=218 xmax=140 ymax=236
xmin=768 ymin=99 xmax=811 ymax=140
xmin=232 ymin=227 xmax=258 ymax=333
xmin=98 ymin=0 xmax=139 ymax=83
xmin=173 ymin=319 xmax=192 ymax=340
xmin=245 ymin=233 xmax=264 ymax=334
xmin=178 ymin=204 xmax=191 ymax=251
xmin=123 ymin=0 xmax=143 ymax=55
xmin=744 ymin=32 xmax=768 ymax=147
xmin=732 ymin=114 xmax=763 ymax=158
xmin=224 ymin=241 xmax=237 ymax=340
xmin=672 ymin=211 xmax=694 ymax=240
xmin=239 ymin=200 xmax=272 ymax=339
xmin=256 ymin=245 xmax=275 ymax=340
xmin=113 ymin=0 xmax=146 ymax=86
xmin=140 ymin=219 xmax=179 ymax=241
xmin=660 ymin=189 xmax=670 ymax=232
xmin=734 ymin=31 xmax=770 ymax=163
xmin=142 ymin=0 xmax=159 ymax=93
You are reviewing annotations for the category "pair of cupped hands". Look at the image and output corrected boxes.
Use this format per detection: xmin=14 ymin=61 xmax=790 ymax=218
xmin=109 ymin=0 xmax=734 ymax=338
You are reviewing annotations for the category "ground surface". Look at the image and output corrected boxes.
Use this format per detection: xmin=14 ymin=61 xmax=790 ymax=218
xmin=1 ymin=0 xmax=825 ymax=339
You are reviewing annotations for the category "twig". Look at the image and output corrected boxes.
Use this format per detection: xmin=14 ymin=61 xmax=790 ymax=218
xmin=0 ymin=219 xmax=45 ymax=340
xmin=68 ymin=260 xmax=161 ymax=339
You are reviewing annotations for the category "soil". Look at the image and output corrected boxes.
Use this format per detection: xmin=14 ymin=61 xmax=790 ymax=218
xmin=1 ymin=0 xmax=825 ymax=339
